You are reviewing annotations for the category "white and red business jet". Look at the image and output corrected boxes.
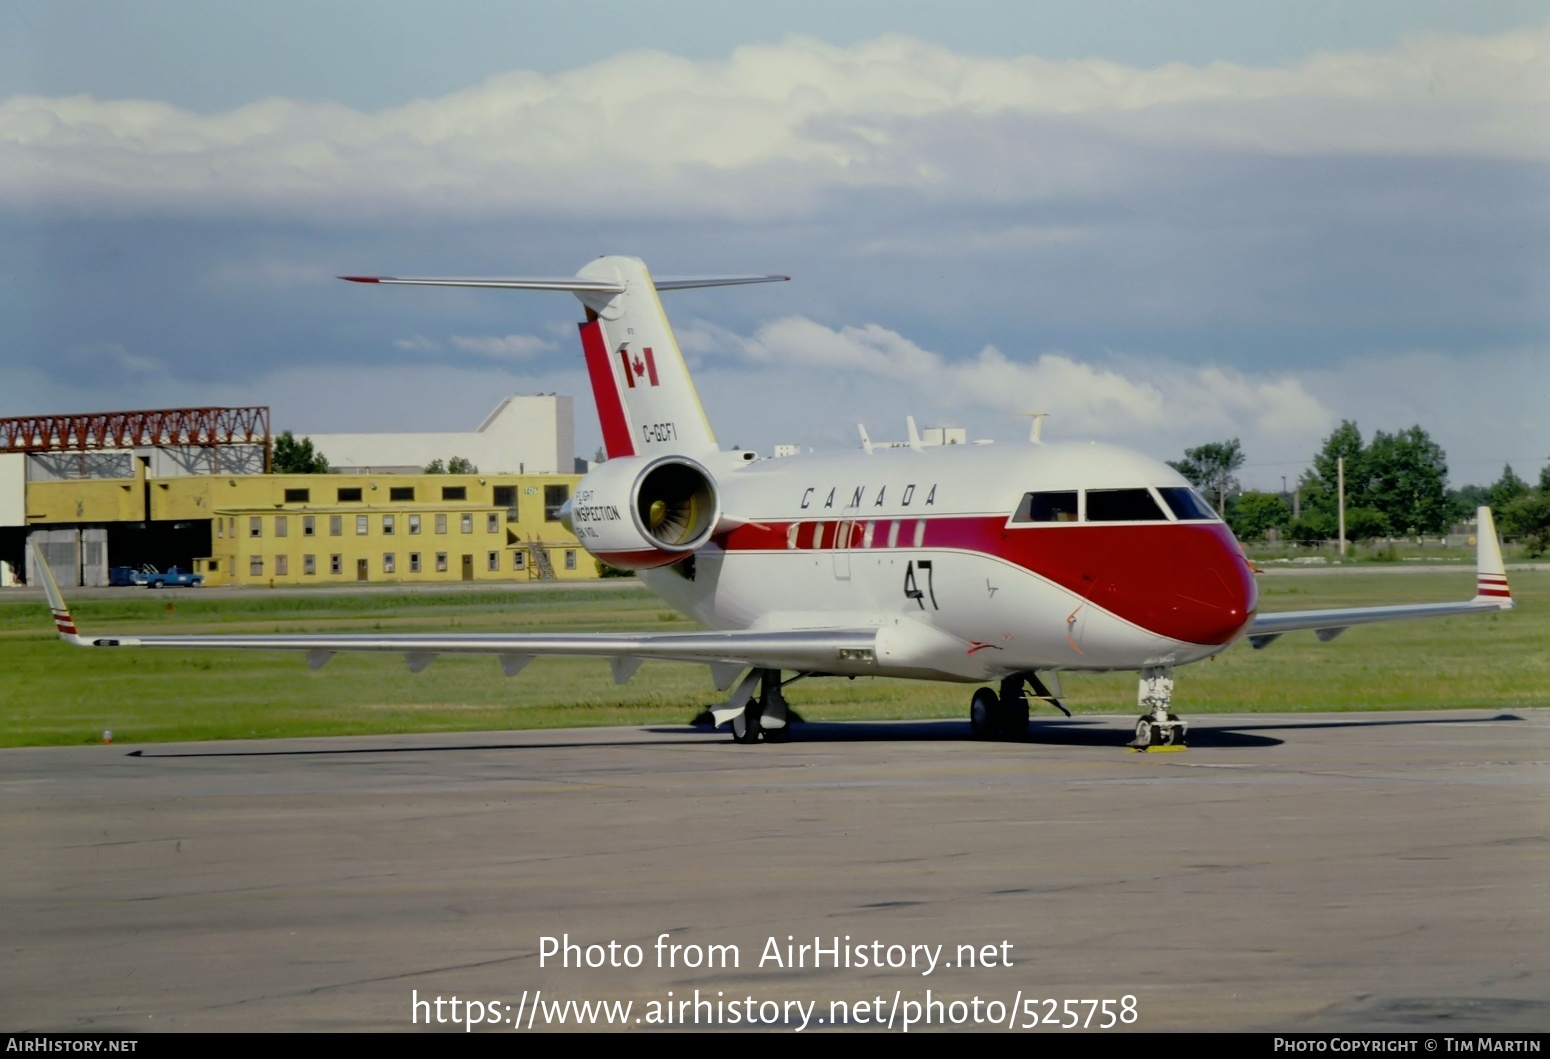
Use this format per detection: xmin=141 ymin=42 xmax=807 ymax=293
xmin=36 ymin=256 xmax=1516 ymax=747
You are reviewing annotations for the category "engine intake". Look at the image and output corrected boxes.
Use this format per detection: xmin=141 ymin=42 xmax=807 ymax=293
xmin=563 ymin=455 xmax=721 ymax=569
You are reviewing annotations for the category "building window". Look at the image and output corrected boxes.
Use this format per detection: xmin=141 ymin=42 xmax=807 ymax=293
xmin=249 ymin=555 xmax=263 ymax=576
xmin=217 ymin=520 xmax=224 ymax=539
xmin=389 ymin=486 xmax=415 ymax=502
xmin=494 ymin=485 xmax=517 ymax=518
xmin=513 ymin=550 xmax=526 ymax=570
xmin=435 ymin=552 xmax=448 ymax=572
xmin=383 ymin=553 xmax=396 ymax=574
xmin=330 ymin=515 xmax=342 ymax=536
xmin=302 ymin=516 xmax=315 ymax=537
xmin=356 ymin=515 xmax=368 ymax=535
xmin=564 ymin=549 xmax=576 ymax=570
xmin=284 ymin=488 xmax=310 ymax=503
xmin=408 ymin=514 xmax=421 ymax=535
xmin=275 ymin=516 xmax=288 ymax=538
xmin=249 ymin=517 xmax=262 ymax=538
xmin=338 ymin=487 xmax=362 ymax=502
xmin=486 ymin=512 xmax=500 ymax=533
xmin=409 ymin=552 xmax=421 ymax=573
xmin=442 ymin=486 xmax=466 ymax=501
xmin=275 ymin=555 xmax=289 ymax=576
xmin=303 ymin=554 xmax=316 ymax=575
xmin=383 ymin=514 xmax=395 ymax=535
xmin=487 ymin=550 xmax=499 ymax=571
xmin=460 ymin=513 xmax=473 ymax=534
xmin=330 ymin=554 xmax=342 ymax=575
xmin=545 ymin=485 xmax=569 ymax=521
xmin=435 ymin=513 xmax=447 ymax=534
xmin=207 ymin=560 xmax=219 ymax=572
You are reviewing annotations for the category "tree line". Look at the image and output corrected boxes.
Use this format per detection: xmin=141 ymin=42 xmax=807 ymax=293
xmin=1169 ymin=423 xmax=1550 ymax=557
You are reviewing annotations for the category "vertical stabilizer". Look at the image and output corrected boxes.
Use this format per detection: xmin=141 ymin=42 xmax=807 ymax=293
xmin=574 ymin=256 xmax=718 ymax=460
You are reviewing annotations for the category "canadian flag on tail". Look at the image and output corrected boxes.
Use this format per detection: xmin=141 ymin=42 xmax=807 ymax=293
xmin=619 ymin=348 xmax=659 ymax=388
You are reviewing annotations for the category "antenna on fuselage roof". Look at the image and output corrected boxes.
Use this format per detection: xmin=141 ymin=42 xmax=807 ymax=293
xmin=1019 ymin=412 xmax=1049 ymax=444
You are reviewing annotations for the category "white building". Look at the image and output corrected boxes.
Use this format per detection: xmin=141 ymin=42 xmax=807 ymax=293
xmin=310 ymin=395 xmax=575 ymax=475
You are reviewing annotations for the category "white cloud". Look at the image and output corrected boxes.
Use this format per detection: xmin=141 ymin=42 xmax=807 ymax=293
xmin=448 ymin=334 xmax=557 ymax=359
xmin=686 ymin=315 xmax=1333 ymax=445
xmin=2 ymin=27 xmax=1546 ymax=218
xmin=393 ymin=334 xmax=440 ymax=353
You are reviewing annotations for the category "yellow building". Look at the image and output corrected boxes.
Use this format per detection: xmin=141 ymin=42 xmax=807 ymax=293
xmin=24 ymin=466 xmax=593 ymax=586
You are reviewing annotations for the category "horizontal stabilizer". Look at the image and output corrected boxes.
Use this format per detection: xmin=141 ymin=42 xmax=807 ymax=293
xmin=338 ymin=274 xmax=787 ymax=293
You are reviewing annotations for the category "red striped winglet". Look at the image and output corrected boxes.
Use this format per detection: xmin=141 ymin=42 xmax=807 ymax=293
xmin=51 ymin=609 xmax=78 ymax=635
xmin=1476 ymin=573 xmax=1512 ymax=599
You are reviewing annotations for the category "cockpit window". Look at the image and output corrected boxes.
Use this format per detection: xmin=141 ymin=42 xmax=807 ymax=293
xmin=1012 ymin=490 xmax=1079 ymax=523
xmin=1085 ymin=488 xmax=1167 ymax=522
xmin=1157 ymin=486 xmax=1218 ymax=521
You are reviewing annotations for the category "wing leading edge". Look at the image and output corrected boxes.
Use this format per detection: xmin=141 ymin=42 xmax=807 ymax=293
xmin=1246 ymin=506 xmax=1514 ymax=649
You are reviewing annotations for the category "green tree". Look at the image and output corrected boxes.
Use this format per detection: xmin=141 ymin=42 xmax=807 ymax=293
xmin=1489 ymin=464 xmax=1530 ymax=511
xmin=1230 ymin=491 xmax=1290 ymax=541
xmin=446 ymin=456 xmax=479 ymax=474
xmin=423 ymin=459 xmax=445 ymax=474
xmin=1299 ymin=421 xmax=1452 ymax=538
xmin=1364 ymin=426 xmax=1450 ymax=535
xmin=1501 ymin=493 xmax=1550 ymax=558
xmin=271 ymin=431 xmax=329 ymax=474
xmin=1168 ymin=439 xmax=1244 ymax=513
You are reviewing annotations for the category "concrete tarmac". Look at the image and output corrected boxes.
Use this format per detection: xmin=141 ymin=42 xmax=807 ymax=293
xmin=3 ymin=710 xmax=1547 ymax=1033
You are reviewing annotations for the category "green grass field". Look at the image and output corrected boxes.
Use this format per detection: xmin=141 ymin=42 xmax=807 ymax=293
xmin=1 ymin=571 xmax=1544 ymax=747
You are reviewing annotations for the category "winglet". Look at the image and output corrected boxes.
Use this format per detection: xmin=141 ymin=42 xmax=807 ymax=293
xmin=1473 ymin=506 xmax=1513 ymax=608
xmin=29 ymin=542 xmax=87 ymax=645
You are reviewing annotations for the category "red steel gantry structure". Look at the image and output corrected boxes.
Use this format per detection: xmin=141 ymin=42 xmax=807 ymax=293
xmin=0 ymin=407 xmax=272 ymax=472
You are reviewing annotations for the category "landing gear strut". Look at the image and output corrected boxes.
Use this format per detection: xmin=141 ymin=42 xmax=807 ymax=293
xmin=727 ymin=669 xmax=791 ymax=745
xmin=1130 ymin=665 xmax=1186 ymax=748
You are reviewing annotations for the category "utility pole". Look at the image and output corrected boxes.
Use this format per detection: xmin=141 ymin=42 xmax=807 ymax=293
xmin=1337 ymin=456 xmax=1347 ymax=557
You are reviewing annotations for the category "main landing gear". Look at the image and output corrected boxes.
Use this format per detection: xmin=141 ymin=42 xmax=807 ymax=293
xmin=727 ymin=669 xmax=792 ymax=745
xmin=968 ymin=673 xmax=1065 ymax=741
xmin=1130 ymin=665 xmax=1187 ymax=748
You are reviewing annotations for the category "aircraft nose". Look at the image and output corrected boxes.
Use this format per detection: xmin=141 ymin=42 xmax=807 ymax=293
xmin=1089 ymin=523 xmax=1257 ymax=646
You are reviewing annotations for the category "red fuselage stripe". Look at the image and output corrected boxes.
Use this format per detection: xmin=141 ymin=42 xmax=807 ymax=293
xmin=715 ymin=515 xmax=1257 ymax=646
xmin=580 ymin=321 xmax=636 ymax=459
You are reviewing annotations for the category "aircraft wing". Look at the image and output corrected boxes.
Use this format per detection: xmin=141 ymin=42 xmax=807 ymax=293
xmin=30 ymin=543 xmax=873 ymax=688
xmin=1245 ymin=506 xmax=1514 ymax=649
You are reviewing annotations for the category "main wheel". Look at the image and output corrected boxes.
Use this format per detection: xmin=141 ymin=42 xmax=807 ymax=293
xmin=969 ymin=687 xmax=1000 ymax=740
xmin=730 ymin=706 xmax=762 ymax=744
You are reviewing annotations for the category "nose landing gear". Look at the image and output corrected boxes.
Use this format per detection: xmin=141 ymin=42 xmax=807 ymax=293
xmin=1130 ymin=665 xmax=1187 ymax=749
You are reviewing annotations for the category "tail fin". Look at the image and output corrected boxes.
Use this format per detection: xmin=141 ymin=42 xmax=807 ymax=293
xmin=1473 ymin=506 xmax=1513 ymax=607
xmin=28 ymin=541 xmax=86 ymax=645
xmin=342 ymin=257 xmax=786 ymax=460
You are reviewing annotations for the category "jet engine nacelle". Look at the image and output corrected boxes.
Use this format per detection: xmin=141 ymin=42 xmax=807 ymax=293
xmin=561 ymin=455 xmax=721 ymax=570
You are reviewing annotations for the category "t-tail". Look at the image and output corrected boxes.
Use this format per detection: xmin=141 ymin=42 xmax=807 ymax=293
xmin=342 ymin=256 xmax=786 ymax=459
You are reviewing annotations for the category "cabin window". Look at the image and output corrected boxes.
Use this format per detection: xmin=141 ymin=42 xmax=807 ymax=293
xmin=1085 ymin=488 xmax=1167 ymax=522
xmin=1012 ymin=491 xmax=1079 ymax=523
xmin=1158 ymin=486 xmax=1217 ymax=521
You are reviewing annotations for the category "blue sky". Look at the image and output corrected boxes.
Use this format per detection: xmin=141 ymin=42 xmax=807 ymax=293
xmin=2 ymin=2 xmax=1547 ymax=487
